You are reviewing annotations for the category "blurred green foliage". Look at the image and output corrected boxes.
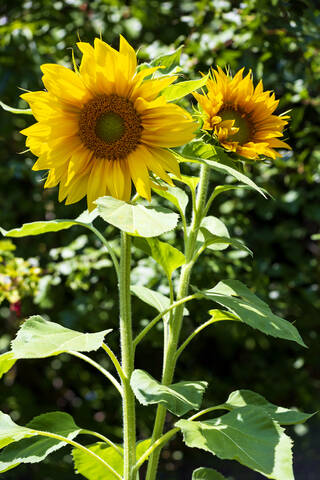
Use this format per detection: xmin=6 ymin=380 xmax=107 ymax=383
xmin=0 ymin=0 xmax=319 ymax=478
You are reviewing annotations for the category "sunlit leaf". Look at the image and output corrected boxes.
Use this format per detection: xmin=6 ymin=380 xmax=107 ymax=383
xmin=224 ymin=390 xmax=314 ymax=425
xmin=153 ymin=184 xmax=189 ymax=216
xmin=176 ymin=405 xmax=294 ymax=480
xmin=134 ymin=237 xmax=185 ymax=279
xmin=150 ymin=46 xmax=183 ymax=74
xmin=72 ymin=439 xmax=151 ymax=480
xmin=162 ymin=75 xmax=209 ymax=101
xmin=0 ymin=412 xmax=81 ymax=472
xmin=11 ymin=315 xmax=111 ymax=358
xmin=200 ymin=228 xmax=253 ymax=256
xmin=0 ymin=352 xmax=16 ymax=379
xmin=131 ymin=369 xmax=207 ymax=416
xmin=201 ymin=279 xmax=306 ymax=346
xmin=96 ymin=197 xmax=179 ymax=237
xmin=0 ymin=210 xmax=98 ymax=238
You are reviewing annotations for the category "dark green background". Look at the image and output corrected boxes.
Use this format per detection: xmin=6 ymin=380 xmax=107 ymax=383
xmin=0 ymin=0 xmax=319 ymax=479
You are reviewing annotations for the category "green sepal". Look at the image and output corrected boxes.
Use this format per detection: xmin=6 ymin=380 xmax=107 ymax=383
xmin=0 ymin=100 xmax=33 ymax=115
xmin=131 ymin=369 xmax=207 ymax=416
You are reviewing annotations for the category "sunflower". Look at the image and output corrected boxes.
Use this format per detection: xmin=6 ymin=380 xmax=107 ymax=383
xmin=21 ymin=36 xmax=197 ymax=210
xmin=194 ymin=67 xmax=290 ymax=160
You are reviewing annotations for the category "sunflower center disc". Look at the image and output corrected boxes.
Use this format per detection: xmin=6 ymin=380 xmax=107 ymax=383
xmin=96 ymin=112 xmax=125 ymax=144
xmin=219 ymin=109 xmax=251 ymax=144
xmin=79 ymin=94 xmax=142 ymax=160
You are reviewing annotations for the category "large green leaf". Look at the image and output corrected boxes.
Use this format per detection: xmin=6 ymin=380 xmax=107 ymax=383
xmin=0 ymin=352 xmax=16 ymax=379
xmin=96 ymin=196 xmax=179 ymax=237
xmin=176 ymin=405 xmax=294 ymax=480
xmin=192 ymin=467 xmax=227 ymax=480
xmin=181 ymin=140 xmax=266 ymax=197
xmin=0 ymin=210 xmax=98 ymax=238
xmin=131 ymin=369 xmax=207 ymax=416
xmin=224 ymin=390 xmax=314 ymax=425
xmin=161 ymin=75 xmax=209 ymax=101
xmin=0 ymin=412 xmax=81 ymax=472
xmin=153 ymin=184 xmax=189 ymax=216
xmin=0 ymin=100 xmax=32 ymax=115
xmin=201 ymin=279 xmax=306 ymax=347
xmin=134 ymin=237 xmax=185 ymax=279
xmin=11 ymin=315 xmax=111 ymax=359
xmin=72 ymin=439 xmax=151 ymax=480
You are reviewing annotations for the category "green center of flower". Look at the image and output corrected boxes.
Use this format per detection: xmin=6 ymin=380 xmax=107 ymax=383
xmin=95 ymin=112 xmax=125 ymax=144
xmin=219 ymin=109 xmax=251 ymax=144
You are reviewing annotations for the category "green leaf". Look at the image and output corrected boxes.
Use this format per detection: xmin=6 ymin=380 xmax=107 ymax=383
xmin=72 ymin=439 xmax=151 ymax=480
xmin=150 ymin=46 xmax=183 ymax=74
xmin=224 ymin=390 xmax=314 ymax=425
xmin=96 ymin=196 xmax=179 ymax=237
xmin=161 ymin=75 xmax=209 ymax=102
xmin=134 ymin=237 xmax=185 ymax=279
xmin=130 ymin=285 xmax=188 ymax=321
xmin=153 ymin=184 xmax=189 ymax=216
xmin=201 ymin=279 xmax=306 ymax=347
xmin=198 ymin=216 xmax=230 ymax=251
xmin=200 ymin=228 xmax=253 ymax=256
xmin=11 ymin=315 xmax=111 ymax=359
xmin=181 ymin=140 xmax=266 ymax=197
xmin=176 ymin=405 xmax=294 ymax=480
xmin=131 ymin=285 xmax=170 ymax=313
xmin=192 ymin=467 xmax=227 ymax=480
xmin=172 ymin=173 xmax=200 ymax=194
xmin=0 ymin=210 xmax=98 ymax=238
xmin=0 ymin=412 xmax=81 ymax=472
xmin=208 ymin=309 xmax=240 ymax=323
xmin=0 ymin=100 xmax=32 ymax=115
xmin=0 ymin=352 xmax=16 ymax=379
xmin=131 ymin=369 xmax=207 ymax=416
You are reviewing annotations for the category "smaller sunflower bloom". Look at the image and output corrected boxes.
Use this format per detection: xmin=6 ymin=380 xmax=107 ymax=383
xmin=194 ymin=67 xmax=290 ymax=160
xmin=21 ymin=37 xmax=197 ymax=210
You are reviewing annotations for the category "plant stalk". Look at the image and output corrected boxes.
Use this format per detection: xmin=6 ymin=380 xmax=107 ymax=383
xmin=119 ymin=231 xmax=136 ymax=480
xmin=146 ymin=164 xmax=210 ymax=480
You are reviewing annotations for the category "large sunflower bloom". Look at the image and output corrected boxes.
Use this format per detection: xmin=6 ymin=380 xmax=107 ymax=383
xmin=194 ymin=67 xmax=290 ymax=160
xmin=21 ymin=37 xmax=197 ymax=210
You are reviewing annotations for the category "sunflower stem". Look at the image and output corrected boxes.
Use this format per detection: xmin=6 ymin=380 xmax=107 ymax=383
xmin=119 ymin=231 xmax=136 ymax=480
xmin=145 ymin=164 xmax=210 ymax=480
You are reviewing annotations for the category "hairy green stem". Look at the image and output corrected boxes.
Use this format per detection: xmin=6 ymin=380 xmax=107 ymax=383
xmin=133 ymin=293 xmax=200 ymax=349
xmin=119 ymin=231 xmax=136 ymax=480
xmin=102 ymin=342 xmax=126 ymax=384
xmin=146 ymin=164 xmax=211 ymax=480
